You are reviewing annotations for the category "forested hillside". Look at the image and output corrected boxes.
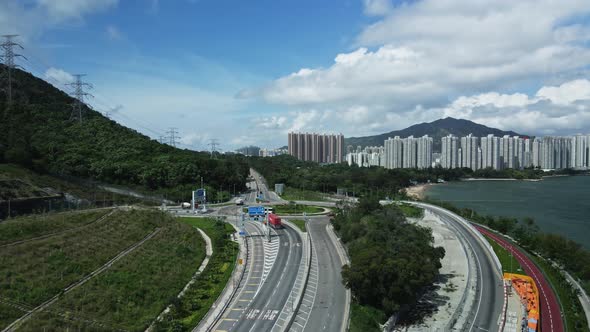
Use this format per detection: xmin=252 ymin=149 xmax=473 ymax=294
xmin=0 ymin=66 xmax=249 ymax=201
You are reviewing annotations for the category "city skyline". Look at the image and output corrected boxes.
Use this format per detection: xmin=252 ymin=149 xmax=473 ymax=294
xmin=346 ymin=133 xmax=590 ymax=171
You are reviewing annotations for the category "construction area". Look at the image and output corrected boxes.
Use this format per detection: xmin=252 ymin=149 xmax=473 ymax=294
xmin=501 ymin=273 xmax=539 ymax=332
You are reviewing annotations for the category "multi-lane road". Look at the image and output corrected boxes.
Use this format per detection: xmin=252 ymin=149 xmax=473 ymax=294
xmin=212 ymin=220 xmax=302 ymax=332
xmin=405 ymin=202 xmax=504 ymax=331
xmin=292 ymin=215 xmax=348 ymax=332
xmin=206 ymin=173 xmax=514 ymax=332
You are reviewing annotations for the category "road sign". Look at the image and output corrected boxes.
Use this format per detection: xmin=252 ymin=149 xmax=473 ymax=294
xmin=248 ymin=206 xmax=265 ymax=217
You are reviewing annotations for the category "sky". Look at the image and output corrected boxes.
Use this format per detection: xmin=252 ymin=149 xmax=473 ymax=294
xmin=2 ymin=0 xmax=590 ymax=151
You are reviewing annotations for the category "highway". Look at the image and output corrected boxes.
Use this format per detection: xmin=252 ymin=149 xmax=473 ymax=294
xmin=406 ymin=202 xmax=504 ymax=331
xmin=212 ymin=220 xmax=302 ymax=332
xmin=292 ymin=215 xmax=347 ymax=332
xmin=477 ymin=226 xmax=565 ymax=332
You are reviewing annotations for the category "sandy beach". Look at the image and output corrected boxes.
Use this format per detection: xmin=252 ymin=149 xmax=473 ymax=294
xmin=404 ymin=183 xmax=434 ymax=200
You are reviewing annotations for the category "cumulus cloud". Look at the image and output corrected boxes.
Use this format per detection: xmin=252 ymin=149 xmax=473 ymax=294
xmin=239 ymin=0 xmax=590 ymax=139
xmin=44 ymin=67 xmax=74 ymax=85
xmin=363 ymin=0 xmax=393 ymax=16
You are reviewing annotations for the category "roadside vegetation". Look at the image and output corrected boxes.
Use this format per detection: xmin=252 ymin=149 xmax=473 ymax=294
xmin=484 ymin=235 xmax=524 ymax=274
xmin=334 ymin=196 xmax=445 ymax=326
xmin=529 ymin=254 xmax=589 ymax=332
xmin=289 ymin=219 xmax=307 ymax=232
xmin=155 ymin=217 xmax=238 ymax=331
xmin=272 ymin=203 xmax=323 ymax=215
xmin=350 ymin=302 xmax=386 ymax=332
xmin=248 ymin=155 xmax=583 ymax=201
xmin=18 ymin=210 xmax=205 ymax=331
xmin=0 ymin=209 xmax=110 ymax=245
xmin=280 ymin=187 xmax=327 ymax=201
xmin=429 ymin=200 xmax=590 ymax=331
xmin=398 ymin=203 xmax=424 ymax=218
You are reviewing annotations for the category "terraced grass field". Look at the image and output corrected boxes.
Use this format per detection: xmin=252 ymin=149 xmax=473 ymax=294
xmin=0 ymin=208 xmax=206 ymax=331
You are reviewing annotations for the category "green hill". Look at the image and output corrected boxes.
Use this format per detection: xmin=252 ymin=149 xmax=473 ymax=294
xmin=0 ymin=65 xmax=248 ymax=203
xmin=345 ymin=117 xmax=524 ymax=152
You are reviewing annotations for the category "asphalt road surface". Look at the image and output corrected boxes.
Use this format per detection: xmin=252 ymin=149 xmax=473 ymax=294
xmin=213 ymin=220 xmax=303 ymax=332
xmin=410 ymin=202 xmax=504 ymax=331
xmin=477 ymin=226 xmax=564 ymax=332
xmin=297 ymin=216 xmax=347 ymax=332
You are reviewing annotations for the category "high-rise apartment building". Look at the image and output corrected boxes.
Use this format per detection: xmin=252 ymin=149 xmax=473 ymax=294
xmin=416 ymin=135 xmax=433 ymax=169
xmin=441 ymin=134 xmax=459 ymax=169
xmin=288 ymin=132 xmax=344 ymax=164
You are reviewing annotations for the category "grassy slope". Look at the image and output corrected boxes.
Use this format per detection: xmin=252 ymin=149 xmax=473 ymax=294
xmin=0 ymin=209 xmax=109 ymax=245
xmin=0 ymin=164 xmax=146 ymax=205
xmin=155 ymin=217 xmax=238 ymax=330
xmin=0 ymin=210 xmax=165 ymax=306
xmin=20 ymin=215 xmax=205 ymax=331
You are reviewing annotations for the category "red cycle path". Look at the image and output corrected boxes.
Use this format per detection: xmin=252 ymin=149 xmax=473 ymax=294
xmin=475 ymin=225 xmax=564 ymax=332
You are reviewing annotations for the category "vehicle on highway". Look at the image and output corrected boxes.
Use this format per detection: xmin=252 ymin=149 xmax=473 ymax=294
xmin=235 ymin=198 xmax=244 ymax=205
xmin=265 ymin=207 xmax=274 ymax=215
xmin=268 ymin=213 xmax=282 ymax=229
xmin=181 ymin=202 xmax=198 ymax=209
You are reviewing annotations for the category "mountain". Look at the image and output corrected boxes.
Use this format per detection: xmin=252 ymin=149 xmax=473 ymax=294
xmin=0 ymin=65 xmax=249 ymax=201
xmin=345 ymin=117 xmax=524 ymax=152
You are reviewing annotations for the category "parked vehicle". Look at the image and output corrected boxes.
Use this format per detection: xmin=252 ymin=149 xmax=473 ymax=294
xmin=268 ymin=213 xmax=282 ymax=229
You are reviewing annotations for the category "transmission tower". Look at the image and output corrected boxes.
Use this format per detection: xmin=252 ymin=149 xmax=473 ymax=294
xmin=208 ymin=138 xmax=219 ymax=158
xmin=66 ymin=74 xmax=93 ymax=123
xmin=0 ymin=35 xmax=26 ymax=106
xmin=167 ymin=127 xmax=179 ymax=147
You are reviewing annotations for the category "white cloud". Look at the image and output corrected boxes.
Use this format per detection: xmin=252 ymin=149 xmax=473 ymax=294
xmin=44 ymin=67 xmax=74 ymax=85
xmin=536 ymin=79 xmax=590 ymax=106
xmin=239 ymin=0 xmax=590 ymax=139
xmin=0 ymin=0 xmax=119 ymax=43
xmin=363 ymin=0 xmax=393 ymax=16
xmin=37 ymin=0 xmax=118 ymax=22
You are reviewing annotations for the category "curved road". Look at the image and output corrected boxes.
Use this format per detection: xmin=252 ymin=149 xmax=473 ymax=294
xmin=477 ymin=226 xmax=564 ymax=332
xmin=407 ymin=202 xmax=504 ymax=331
xmin=298 ymin=216 xmax=347 ymax=332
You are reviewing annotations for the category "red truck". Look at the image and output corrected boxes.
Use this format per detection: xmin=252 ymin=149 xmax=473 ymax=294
xmin=268 ymin=213 xmax=282 ymax=229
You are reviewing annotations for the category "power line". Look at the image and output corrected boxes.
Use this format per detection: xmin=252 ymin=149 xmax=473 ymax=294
xmin=66 ymin=74 xmax=93 ymax=123
xmin=167 ymin=127 xmax=179 ymax=147
xmin=1 ymin=34 xmax=26 ymax=106
xmin=208 ymin=138 xmax=219 ymax=158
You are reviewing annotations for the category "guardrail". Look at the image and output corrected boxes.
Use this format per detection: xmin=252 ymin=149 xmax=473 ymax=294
xmin=325 ymin=224 xmax=351 ymax=332
xmin=280 ymin=220 xmax=313 ymax=332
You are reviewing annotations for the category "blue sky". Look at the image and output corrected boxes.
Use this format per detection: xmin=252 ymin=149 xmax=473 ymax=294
xmin=3 ymin=0 xmax=590 ymax=150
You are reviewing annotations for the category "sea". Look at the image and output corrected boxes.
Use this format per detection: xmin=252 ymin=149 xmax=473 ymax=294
xmin=425 ymin=175 xmax=590 ymax=249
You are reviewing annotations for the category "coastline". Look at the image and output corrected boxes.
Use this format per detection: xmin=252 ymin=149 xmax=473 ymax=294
xmin=405 ymin=183 xmax=435 ymax=200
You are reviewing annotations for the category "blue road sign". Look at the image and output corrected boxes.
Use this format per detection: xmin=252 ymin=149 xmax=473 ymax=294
xmin=248 ymin=206 xmax=265 ymax=216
